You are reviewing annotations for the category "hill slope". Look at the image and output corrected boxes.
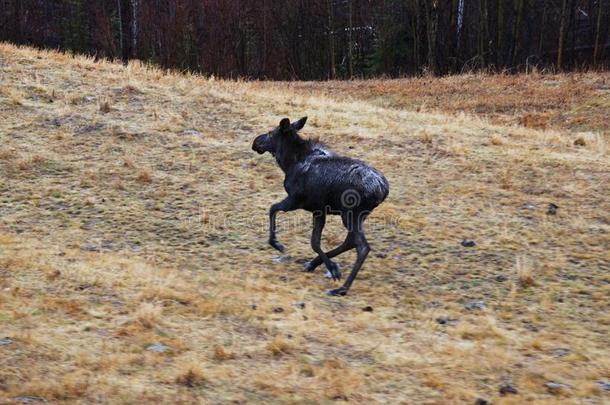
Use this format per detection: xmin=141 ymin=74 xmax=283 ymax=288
xmin=0 ymin=43 xmax=609 ymax=404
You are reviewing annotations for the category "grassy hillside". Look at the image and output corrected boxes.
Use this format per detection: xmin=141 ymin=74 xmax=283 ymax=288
xmin=273 ymin=73 xmax=610 ymax=134
xmin=0 ymin=43 xmax=608 ymax=404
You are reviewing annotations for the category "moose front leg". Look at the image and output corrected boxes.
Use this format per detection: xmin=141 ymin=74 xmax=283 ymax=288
xmin=268 ymin=197 xmax=296 ymax=252
xmin=310 ymin=212 xmax=341 ymax=281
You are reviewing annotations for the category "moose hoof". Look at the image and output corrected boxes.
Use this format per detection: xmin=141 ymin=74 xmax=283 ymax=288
xmin=269 ymin=239 xmax=285 ymax=253
xmin=325 ymin=262 xmax=341 ymax=281
xmin=303 ymin=261 xmax=319 ymax=273
xmin=328 ymin=287 xmax=348 ymax=297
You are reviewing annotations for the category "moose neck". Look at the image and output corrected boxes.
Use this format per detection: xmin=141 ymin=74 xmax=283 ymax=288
xmin=275 ymin=151 xmax=301 ymax=174
xmin=275 ymin=133 xmax=312 ymax=174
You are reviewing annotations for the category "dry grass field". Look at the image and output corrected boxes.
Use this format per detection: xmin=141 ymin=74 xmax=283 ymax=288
xmin=0 ymin=43 xmax=609 ymax=404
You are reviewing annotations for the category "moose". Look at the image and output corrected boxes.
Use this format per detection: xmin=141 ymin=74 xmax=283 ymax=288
xmin=252 ymin=117 xmax=389 ymax=296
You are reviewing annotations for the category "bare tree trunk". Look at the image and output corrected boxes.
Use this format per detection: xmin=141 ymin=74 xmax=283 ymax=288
xmin=131 ymin=0 xmax=138 ymax=59
xmin=538 ymin=1 xmax=547 ymax=58
xmin=426 ymin=0 xmax=439 ymax=75
xmin=450 ymin=0 xmax=457 ymax=37
xmin=483 ymin=0 xmax=490 ymax=66
xmin=262 ymin=0 xmax=267 ymax=75
xmin=117 ymin=0 xmax=124 ymax=60
xmin=557 ymin=0 xmax=569 ymax=69
xmin=424 ymin=0 xmax=439 ymax=75
xmin=593 ymin=0 xmax=604 ymax=66
xmin=413 ymin=10 xmax=420 ymax=69
xmin=457 ymin=0 xmax=464 ymax=45
xmin=497 ymin=0 xmax=504 ymax=66
xmin=478 ymin=0 xmax=484 ymax=64
xmin=511 ymin=0 xmax=524 ymax=66
xmin=348 ymin=0 xmax=354 ymax=79
xmin=14 ymin=0 xmax=23 ymax=42
xmin=478 ymin=0 xmax=489 ymax=67
xmin=327 ymin=0 xmax=336 ymax=79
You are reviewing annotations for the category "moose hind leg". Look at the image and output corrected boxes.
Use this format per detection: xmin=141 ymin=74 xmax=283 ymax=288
xmin=305 ymin=211 xmax=361 ymax=272
xmin=328 ymin=228 xmax=370 ymax=296
xmin=310 ymin=213 xmax=341 ymax=280
xmin=304 ymin=231 xmax=355 ymax=272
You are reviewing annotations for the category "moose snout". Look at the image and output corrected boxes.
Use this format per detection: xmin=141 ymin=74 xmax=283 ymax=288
xmin=252 ymin=134 xmax=267 ymax=154
xmin=252 ymin=141 xmax=264 ymax=154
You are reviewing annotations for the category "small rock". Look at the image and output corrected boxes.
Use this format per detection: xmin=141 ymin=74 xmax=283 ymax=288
xmin=547 ymin=203 xmax=558 ymax=215
xmin=544 ymin=381 xmax=571 ymax=394
xmin=362 ymin=306 xmax=374 ymax=312
xmin=129 ymin=243 xmax=143 ymax=252
xmin=596 ymin=380 xmax=610 ymax=391
xmin=273 ymin=307 xmax=284 ymax=313
xmin=0 ymin=337 xmax=14 ymax=346
xmin=272 ymin=255 xmax=292 ymax=264
xmin=14 ymin=397 xmax=44 ymax=404
xmin=46 ymin=269 xmax=61 ymax=280
xmin=146 ymin=343 xmax=170 ymax=353
xmin=76 ymin=283 xmax=94 ymax=291
xmin=80 ymin=243 xmax=99 ymax=252
xmin=461 ymin=239 xmax=477 ymax=247
xmin=574 ymin=137 xmax=586 ymax=147
xmin=524 ymin=324 xmax=539 ymax=332
xmin=465 ymin=301 xmax=486 ymax=311
xmin=551 ymin=347 xmax=571 ymax=357
xmin=375 ymin=252 xmax=387 ymax=258
xmin=295 ymin=302 xmax=306 ymax=309
xmin=77 ymin=123 xmax=105 ymax=134
xmin=436 ymin=316 xmax=458 ymax=325
xmin=495 ymin=275 xmax=508 ymax=282
xmin=499 ymin=383 xmax=518 ymax=395
xmin=182 ymin=129 xmax=202 ymax=137
xmin=523 ymin=203 xmax=537 ymax=210
xmin=474 ymin=399 xmax=489 ymax=405
xmin=81 ymin=220 xmax=99 ymax=230
xmin=101 ymin=240 xmax=114 ymax=249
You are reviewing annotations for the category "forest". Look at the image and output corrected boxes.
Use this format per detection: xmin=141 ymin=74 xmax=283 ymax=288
xmin=1 ymin=0 xmax=609 ymax=80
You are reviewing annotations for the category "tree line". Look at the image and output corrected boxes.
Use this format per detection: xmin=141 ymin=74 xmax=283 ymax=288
xmin=1 ymin=0 xmax=608 ymax=80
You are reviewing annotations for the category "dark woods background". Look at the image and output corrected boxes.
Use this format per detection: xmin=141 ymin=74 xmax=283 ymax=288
xmin=1 ymin=0 xmax=609 ymax=80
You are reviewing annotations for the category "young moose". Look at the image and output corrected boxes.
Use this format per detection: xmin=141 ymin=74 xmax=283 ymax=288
xmin=252 ymin=117 xmax=389 ymax=296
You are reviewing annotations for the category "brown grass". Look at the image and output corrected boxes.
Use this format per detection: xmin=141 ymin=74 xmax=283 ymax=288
xmin=266 ymin=336 xmax=293 ymax=357
xmin=267 ymin=72 xmax=609 ymax=134
xmin=516 ymin=256 xmax=536 ymax=288
xmin=175 ymin=363 xmax=207 ymax=388
xmin=0 ymin=42 xmax=608 ymax=404
xmin=136 ymin=168 xmax=153 ymax=183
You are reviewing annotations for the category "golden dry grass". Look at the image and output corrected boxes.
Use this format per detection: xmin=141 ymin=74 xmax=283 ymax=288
xmin=272 ymin=72 xmax=610 ymax=135
xmin=0 ymin=43 xmax=609 ymax=404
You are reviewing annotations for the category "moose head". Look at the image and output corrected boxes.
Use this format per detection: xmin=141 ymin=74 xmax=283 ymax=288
xmin=251 ymin=117 xmax=308 ymax=156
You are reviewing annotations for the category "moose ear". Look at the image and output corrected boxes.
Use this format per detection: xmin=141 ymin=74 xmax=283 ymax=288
xmin=279 ymin=118 xmax=291 ymax=132
xmin=292 ymin=116 xmax=308 ymax=131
